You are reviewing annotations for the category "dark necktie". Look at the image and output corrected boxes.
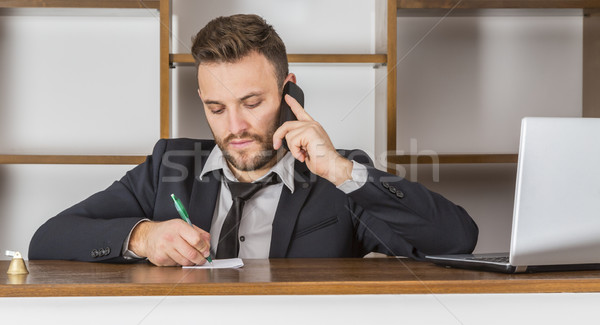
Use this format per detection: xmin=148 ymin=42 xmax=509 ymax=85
xmin=216 ymin=174 xmax=279 ymax=259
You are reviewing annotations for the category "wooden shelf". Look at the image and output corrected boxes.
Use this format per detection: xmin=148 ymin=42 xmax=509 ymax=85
xmin=0 ymin=0 xmax=160 ymax=9
xmin=390 ymin=0 xmax=600 ymax=169
xmin=396 ymin=0 xmax=600 ymax=9
xmin=170 ymin=53 xmax=387 ymax=65
xmin=388 ymin=154 xmax=518 ymax=164
xmin=0 ymin=154 xmax=146 ymax=165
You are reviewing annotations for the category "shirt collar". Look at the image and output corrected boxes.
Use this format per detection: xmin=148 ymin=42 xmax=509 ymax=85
xmin=199 ymin=145 xmax=296 ymax=193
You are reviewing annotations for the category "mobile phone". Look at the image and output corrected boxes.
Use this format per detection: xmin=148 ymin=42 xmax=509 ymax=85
xmin=278 ymin=81 xmax=304 ymax=151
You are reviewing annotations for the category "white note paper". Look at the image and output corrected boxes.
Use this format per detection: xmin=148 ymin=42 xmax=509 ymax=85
xmin=182 ymin=258 xmax=244 ymax=269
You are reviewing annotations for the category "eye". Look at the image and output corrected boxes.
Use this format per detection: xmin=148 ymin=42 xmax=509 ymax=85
xmin=207 ymin=104 xmax=225 ymax=115
xmin=245 ymin=101 xmax=262 ymax=109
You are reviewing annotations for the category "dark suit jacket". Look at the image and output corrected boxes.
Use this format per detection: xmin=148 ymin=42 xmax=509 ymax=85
xmin=29 ymin=138 xmax=478 ymax=262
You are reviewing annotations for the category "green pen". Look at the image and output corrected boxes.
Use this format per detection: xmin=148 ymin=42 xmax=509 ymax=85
xmin=171 ymin=194 xmax=213 ymax=265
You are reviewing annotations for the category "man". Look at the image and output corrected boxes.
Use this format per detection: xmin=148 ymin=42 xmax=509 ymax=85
xmin=29 ymin=14 xmax=478 ymax=266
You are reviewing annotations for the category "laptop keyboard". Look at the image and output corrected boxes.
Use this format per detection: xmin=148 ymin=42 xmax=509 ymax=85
xmin=467 ymin=256 xmax=509 ymax=264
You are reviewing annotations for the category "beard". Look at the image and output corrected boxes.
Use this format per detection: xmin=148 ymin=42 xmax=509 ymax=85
xmin=214 ymin=122 xmax=279 ymax=172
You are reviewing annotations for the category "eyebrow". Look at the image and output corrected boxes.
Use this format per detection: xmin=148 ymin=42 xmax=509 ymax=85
xmin=203 ymin=92 xmax=264 ymax=106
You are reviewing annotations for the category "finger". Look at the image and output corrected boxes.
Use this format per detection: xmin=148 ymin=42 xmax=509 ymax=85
xmin=273 ymin=120 xmax=302 ymax=150
xmin=170 ymin=236 xmax=201 ymax=266
xmin=175 ymin=244 xmax=206 ymax=266
xmin=283 ymin=126 xmax=310 ymax=162
xmin=149 ymin=251 xmax=180 ymax=267
xmin=180 ymin=226 xmax=211 ymax=262
xmin=284 ymin=94 xmax=313 ymax=121
xmin=167 ymin=250 xmax=194 ymax=266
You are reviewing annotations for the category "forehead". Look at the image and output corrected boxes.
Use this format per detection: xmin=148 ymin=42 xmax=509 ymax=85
xmin=197 ymin=52 xmax=279 ymax=98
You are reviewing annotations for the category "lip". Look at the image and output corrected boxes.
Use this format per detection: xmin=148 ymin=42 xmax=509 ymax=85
xmin=228 ymin=139 xmax=254 ymax=149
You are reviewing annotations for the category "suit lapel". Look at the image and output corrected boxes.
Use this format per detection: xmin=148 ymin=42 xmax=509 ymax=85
xmin=189 ymin=172 xmax=221 ymax=232
xmin=269 ymin=161 xmax=314 ymax=257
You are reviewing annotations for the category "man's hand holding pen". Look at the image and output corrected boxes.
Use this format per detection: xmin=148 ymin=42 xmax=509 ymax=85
xmin=129 ymin=219 xmax=211 ymax=266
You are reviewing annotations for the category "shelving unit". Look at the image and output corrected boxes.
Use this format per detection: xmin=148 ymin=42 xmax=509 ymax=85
xmin=387 ymin=0 xmax=600 ymax=166
xmin=396 ymin=0 xmax=600 ymax=9
xmin=3 ymin=0 xmax=597 ymax=169
xmin=0 ymin=0 xmax=159 ymax=9
xmin=0 ymin=0 xmax=389 ymax=165
xmin=0 ymin=0 xmax=161 ymax=165
xmin=388 ymin=154 xmax=518 ymax=165
xmin=170 ymin=54 xmax=387 ymax=65
xmin=0 ymin=155 xmax=146 ymax=165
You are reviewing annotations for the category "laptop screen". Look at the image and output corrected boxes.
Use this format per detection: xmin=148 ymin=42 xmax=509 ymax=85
xmin=510 ymin=117 xmax=600 ymax=266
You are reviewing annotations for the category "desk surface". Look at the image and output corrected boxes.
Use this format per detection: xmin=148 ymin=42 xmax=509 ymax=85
xmin=2 ymin=258 xmax=600 ymax=297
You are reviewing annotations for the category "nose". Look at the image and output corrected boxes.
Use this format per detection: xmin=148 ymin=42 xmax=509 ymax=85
xmin=227 ymin=106 xmax=249 ymax=135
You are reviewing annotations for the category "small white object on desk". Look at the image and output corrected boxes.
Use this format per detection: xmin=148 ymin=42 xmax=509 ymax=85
xmin=183 ymin=258 xmax=244 ymax=269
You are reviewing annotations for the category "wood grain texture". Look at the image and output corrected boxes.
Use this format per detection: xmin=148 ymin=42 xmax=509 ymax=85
xmin=583 ymin=10 xmax=600 ymax=117
xmin=0 ymin=0 xmax=160 ymax=9
xmin=3 ymin=259 xmax=600 ymax=297
xmin=388 ymin=154 xmax=518 ymax=164
xmin=159 ymin=0 xmax=170 ymax=139
xmin=0 ymin=154 xmax=146 ymax=165
xmin=387 ymin=0 xmax=398 ymax=174
xmin=170 ymin=54 xmax=387 ymax=64
xmin=288 ymin=54 xmax=387 ymax=63
xmin=397 ymin=0 xmax=600 ymax=9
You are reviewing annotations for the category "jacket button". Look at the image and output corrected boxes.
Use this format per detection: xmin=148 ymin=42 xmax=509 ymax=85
xmin=396 ymin=191 xmax=405 ymax=199
xmin=91 ymin=249 xmax=99 ymax=258
xmin=382 ymin=182 xmax=390 ymax=189
xmin=239 ymin=236 xmax=245 ymax=242
xmin=389 ymin=186 xmax=397 ymax=194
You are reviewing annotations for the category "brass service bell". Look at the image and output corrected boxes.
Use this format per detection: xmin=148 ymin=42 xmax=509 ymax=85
xmin=6 ymin=250 xmax=29 ymax=275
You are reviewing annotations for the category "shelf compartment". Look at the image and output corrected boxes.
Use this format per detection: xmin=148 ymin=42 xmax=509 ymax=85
xmin=0 ymin=154 xmax=146 ymax=165
xmin=0 ymin=0 xmax=160 ymax=9
xmin=396 ymin=0 xmax=600 ymax=9
xmin=170 ymin=54 xmax=387 ymax=65
xmin=388 ymin=154 xmax=518 ymax=164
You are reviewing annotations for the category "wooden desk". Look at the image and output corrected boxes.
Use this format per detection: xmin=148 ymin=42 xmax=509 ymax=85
xmin=3 ymin=258 xmax=600 ymax=297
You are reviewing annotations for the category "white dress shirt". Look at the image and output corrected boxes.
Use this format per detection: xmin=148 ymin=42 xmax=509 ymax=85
xmin=199 ymin=146 xmax=368 ymax=259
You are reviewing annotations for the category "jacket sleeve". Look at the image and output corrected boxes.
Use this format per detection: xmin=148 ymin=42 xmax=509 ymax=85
xmin=28 ymin=140 xmax=169 ymax=262
xmin=344 ymin=150 xmax=479 ymax=259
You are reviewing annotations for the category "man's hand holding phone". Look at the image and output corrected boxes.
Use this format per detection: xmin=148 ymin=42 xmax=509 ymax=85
xmin=273 ymin=91 xmax=354 ymax=187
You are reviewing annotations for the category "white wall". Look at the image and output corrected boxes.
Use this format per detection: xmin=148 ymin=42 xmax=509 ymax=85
xmin=0 ymin=3 xmax=586 ymax=258
xmin=0 ymin=9 xmax=160 ymax=155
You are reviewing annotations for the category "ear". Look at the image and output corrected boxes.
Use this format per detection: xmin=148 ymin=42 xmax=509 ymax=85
xmin=197 ymin=88 xmax=202 ymax=98
xmin=283 ymin=73 xmax=296 ymax=85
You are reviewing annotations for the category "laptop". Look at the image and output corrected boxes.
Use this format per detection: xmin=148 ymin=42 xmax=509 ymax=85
xmin=426 ymin=117 xmax=600 ymax=273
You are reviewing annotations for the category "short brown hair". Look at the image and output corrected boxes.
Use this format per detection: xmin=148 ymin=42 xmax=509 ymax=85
xmin=191 ymin=14 xmax=289 ymax=88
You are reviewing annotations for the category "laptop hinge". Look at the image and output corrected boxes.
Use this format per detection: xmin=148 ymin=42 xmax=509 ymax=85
xmin=515 ymin=265 xmax=528 ymax=273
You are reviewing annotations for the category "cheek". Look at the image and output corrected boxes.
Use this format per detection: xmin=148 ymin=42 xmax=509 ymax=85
xmin=205 ymin=114 xmax=226 ymax=136
xmin=253 ymin=112 xmax=278 ymax=134
xmin=256 ymin=101 xmax=280 ymax=129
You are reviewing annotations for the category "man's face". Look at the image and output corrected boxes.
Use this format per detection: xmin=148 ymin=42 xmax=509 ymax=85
xmin=197 ymin=52 xmax=288 ymax=172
